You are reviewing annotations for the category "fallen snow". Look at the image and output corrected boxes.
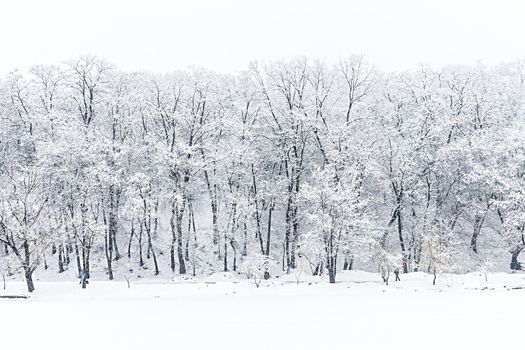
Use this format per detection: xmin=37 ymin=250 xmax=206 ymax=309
xmin=1 ymin=271 xmax=524 ymax=350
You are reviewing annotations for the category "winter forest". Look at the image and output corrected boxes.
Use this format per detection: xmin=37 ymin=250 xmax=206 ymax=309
xmin=2 ymin=55 xmax=525 ymax=293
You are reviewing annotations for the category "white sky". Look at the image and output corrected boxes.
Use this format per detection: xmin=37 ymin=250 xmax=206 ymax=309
xmin=1 ymin=0 xmax=524 ymax=75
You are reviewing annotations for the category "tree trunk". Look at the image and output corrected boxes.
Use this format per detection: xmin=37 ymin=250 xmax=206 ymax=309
xmin=510 ymin=243 xmax=524 ymax=271
xmin=252 ymin=165 xmax=265 ymax=255
xmin=470 ymin=214 xmax=485 ymax=254
xmin=202 ymin=162 xmax=220 ymax=247
xmin=127 ymin=220 xmax=135 ymax=260
xmin=175 ymin=200 xmax=186 ymax=275
xmin=326 ymin=232 xmax=337 ymax=283
xmin=112 ymin=233 xmax=120 ymax=260
xmin=145 ymin=223 xmax=159 ymax=275
xmin=413 ymin=237 xmax=422 ymax=272
xmin=104 ymin=212 xmax=114 ymax=281
xmin=242 ymin=221 xmax=248 ymax=257
xmin=58 ymin=244 xmax=65 ymax=273
xmin=24 ymin=268 xmax=35 ymax=293
xmin=170 ymin=203 xmax=176 ymax=272
xmin=65 ymin=233 xmax=71 ymax=266
xmin=397 ymin=208 xmax=408 ymax=273
xmin=290 ymin=185 xmax=299 ymax=269
xmin=327 ymin=257 xmax=336 ymax=284
xmin=74 ymin=240 xmax=81 ymax=276
xmin=108 ymin=185 xmax=121 ymax=261
xmin=138 ymin=221 xmax=144 ymax=267
xmin=185 ymin=208 xmax=192 ymax=261
xmin=284 ymin=191 xmax=293 ymax=272
xmin=230 ymin=240 xmax=237 ymax=272
xmin=313 ymin=261 xmax=323 ymax=276
xmin=85 ymin=248 xmax=91 ymax=279
xmin=141 ymin=197 xmax=159 ymax=275
xmin=263 ymin=201 xmax=274 ymax=280
xmin=149 ymin=240 xmax=159 ymax=275
xmin=343 ymin=255 xmax=353 ymax=270
xmin=223 ymin=238 xmax=228 ymax=272
xmin=210 ymin=195 xmax=219 ymax=246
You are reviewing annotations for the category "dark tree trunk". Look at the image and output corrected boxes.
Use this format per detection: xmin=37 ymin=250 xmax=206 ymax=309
xmin=251 ymin=165 xmax=265 ymax=255
xmin=313 ymin=261 xmax=324 ymax=276
xmin=413 ymin=238 xmax=422 ymax=272
xmin=230 ymin=240 xmax=237 ymax=272
xmin=202 ymin=161 xmax=220 ymax=247
xmin=210 ymin=196 xmax=219 ymax=246
xmin=170 ymin=201 xmax=177 ymax=272
xmin=397 ymin=208 xmax=408 ymax=273
xmin=65 ymin=233 xmax=72 ymax=266
xmin=326 ymin=232 xmax=337 ymax=283
xmin=242 ymin=221 xmax=248 ymax=257
xmin=108 ymin=185 xmax=121 ymax=261
xmin=153 ymin=199 xmax=159 ymax=239
xmin=223 ymin=238 xmax=228 ymax=272
xmin=106 ymin=240 xmax=114 ymax=280
xmin=343 ymin=255 xmax=353 ymax=270
xmin=112 ymin=233 xmax=120 ymax=260
xmin=185 ymin=208 xmax=192 ymax=261
xmin=228 ymin=202 xmax=237 ymax=272
xmin=58 ymin=244 xmax=65 ymax=273
xmin=284 ymin=191 xmax=292 ymax=272
xmin=189 ymin=206 xmax=198 ymax=276
xmin=103 ymin=211 xmax=114 ymax=280
xmin=327 ymin=258 xmax=336 ymax=284
xmin=74 ymin=241 xmax=81 ymax=276
xmin=262 ymin=201 xmax=274 ymax=280
xmin=290 ymin=179 xmax=300 ymax=269
xmin=470 ymin=214 xmax=485 ymax=254
xmin=140 ymin=195 xmax=159 ymax=275
xmin=65 ymin=244 xmax=70 ymax=266
xmin=24 ymin=268 xmax=35 ymax=293
xmin=145 ymin=223 xmax=159 ymax=275
xmin=266 ymin=200 xmax=274 ymax=257
xmin=21 ymin=240 xmax=35 ymax=292
xmin=175 ymin=200 xmax=186 ymax=275
xmin=127 ymin=220 xmax=135 ymax=260
xmin=149 ymin=240 xmax=159 ymax=275
xmin=138 ymin=221 xmax=144 ymax=267
xmin=85 ymin=249 xmax=91 ymax=279
xmin=510 ymin=243 xmax=524 ymax=271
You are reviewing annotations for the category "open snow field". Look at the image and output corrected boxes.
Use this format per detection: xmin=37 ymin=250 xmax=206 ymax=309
xmin=2 ymin=271 xmax=525 ymax=350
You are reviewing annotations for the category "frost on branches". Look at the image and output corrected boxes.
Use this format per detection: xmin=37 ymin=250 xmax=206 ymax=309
xmin=1 ymin=56 xmax=525 ymax=292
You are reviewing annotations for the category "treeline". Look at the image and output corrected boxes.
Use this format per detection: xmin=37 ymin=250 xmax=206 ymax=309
xmin=1 ymin=56 xmax=524 ymax=292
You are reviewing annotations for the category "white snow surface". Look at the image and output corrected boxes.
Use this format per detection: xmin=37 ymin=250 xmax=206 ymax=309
xmin=2 ymin=271 xmax=524 ymax=350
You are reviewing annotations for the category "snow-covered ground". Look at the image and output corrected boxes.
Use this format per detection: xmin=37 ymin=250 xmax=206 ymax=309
xmin=1 ymin=271 xmax=524 ymax=350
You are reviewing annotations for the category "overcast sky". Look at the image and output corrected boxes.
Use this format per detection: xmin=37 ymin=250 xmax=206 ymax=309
xmin=1 ymin=0 xmax=524 ymax=75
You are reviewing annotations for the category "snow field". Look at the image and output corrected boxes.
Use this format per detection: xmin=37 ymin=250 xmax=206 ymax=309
xmin=1 ymin=271 xmax=524 ymax=350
